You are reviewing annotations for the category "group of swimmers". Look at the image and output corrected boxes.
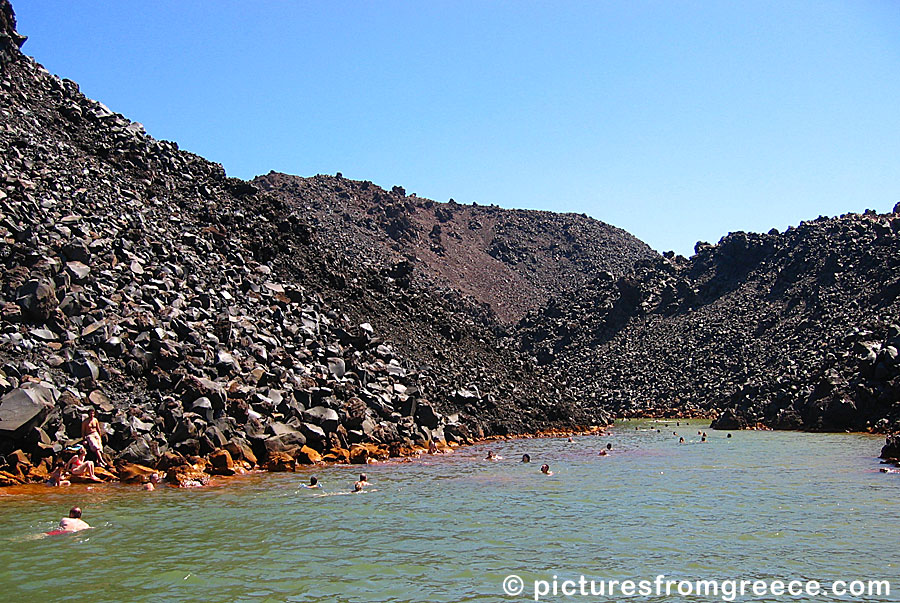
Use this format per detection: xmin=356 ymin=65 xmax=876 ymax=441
xmin=483 ymin=440 xmax=618 ymax=476
xmin=300 ymin=473 xmax=372 ymax=493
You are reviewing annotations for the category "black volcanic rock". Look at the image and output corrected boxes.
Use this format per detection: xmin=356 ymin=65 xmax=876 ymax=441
xmin=0 ymin=7 xmax=611 ymax=478
xmin=519 ymin=214 xmax=900 ymax=433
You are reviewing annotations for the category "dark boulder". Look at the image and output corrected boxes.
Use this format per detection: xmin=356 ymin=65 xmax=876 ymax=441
xmin=15 ymin=279 xmax=57 ymax=322
xmin=710 ymin=408 xmax=748 ymax=431
xmin=0 ymin=384 xmax=56 ymax=440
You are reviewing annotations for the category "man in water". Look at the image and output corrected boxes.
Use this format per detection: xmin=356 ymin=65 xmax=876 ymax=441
xmin=540 ymin=464 xmax=553 ymax=475
xmin=58 ymin=507 xmax=91 ymax=532
xmin=304 ymin=476 xmax=321 ymax=489
xmin=81 ymin=408 xmax=107 ymax=468
xmin=354 ymin=473 xmax=370 ymax=490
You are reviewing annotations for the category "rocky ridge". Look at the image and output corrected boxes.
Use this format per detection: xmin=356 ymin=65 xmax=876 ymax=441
xmin=0 ymin=1 xmax=610 ymax=487
xmin=252 ymin=171 xmax=653 ymax=323
xmin=518 ymin=212 xmax=900 ymax=436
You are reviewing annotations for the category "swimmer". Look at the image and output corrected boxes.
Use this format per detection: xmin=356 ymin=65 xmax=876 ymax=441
xmin=540 ymin=464 xmax=553 ymax=476
xmin=567 ymin=437 xmax=574 ymax=442
xmin=606 ymin=443 xmax=612 ymax=451
xmin=679 ymin=437 xmax=685 ymax=444
xmin=142 ymin=482 xmax=155 ymax=491
xmin=727 ymin=433 xmax=732 ymax=438
xmin=521 ymin=454 xmax=531 ymax=463
xmin=701 ymin=436 xmax=707 ymax=442
xmin=598 ymin=450 xmax=608 ymax=456
xmin=354 ymin=474 xmax=370 ymax=490
xmin=486 ymin=450 xmax=502 ymax=461
xmin=304 ymin=476 xmax=322 ymax=489
xmin=57 ymin=507 xmax=91 ymax=533
xmin=46 ymin=460 xmax=70 ymax=487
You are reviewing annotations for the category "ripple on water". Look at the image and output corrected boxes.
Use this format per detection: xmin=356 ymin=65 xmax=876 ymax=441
xmin=0 ymin=421 xmax=896 ymax=602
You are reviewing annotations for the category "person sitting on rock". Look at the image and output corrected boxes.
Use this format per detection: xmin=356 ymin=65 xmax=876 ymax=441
xmin=81 ymin=408 xmax=108 ymax=468
xmin=540 ymin=464 xmax=553 ymax=476
xmin=46 ymin=460 xmax=70 ymax=487
xmin=304 ymin=476 xmax=321 ymax=489
xmin=58 ymin=506 xmax=91 ymax=532
xmin=428 ymin=440 xmax=438 ymax=454
xmin=66 ymin=446 xmax=100 ymax=481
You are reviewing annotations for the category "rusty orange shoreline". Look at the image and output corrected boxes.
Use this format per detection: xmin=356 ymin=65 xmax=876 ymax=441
xmin=0 ymin=423 xmax=618 ymax=493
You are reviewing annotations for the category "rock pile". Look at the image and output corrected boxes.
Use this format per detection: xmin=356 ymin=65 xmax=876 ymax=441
xmin=518 ymin=211 xmax=900 ymax=435
xmin=0 ymin=0 xmax=610 ymax=487
xmin=253 ymin=172 xmax=654 ymax=323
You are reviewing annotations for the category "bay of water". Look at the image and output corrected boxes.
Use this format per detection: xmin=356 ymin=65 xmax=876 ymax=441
xmin=0 ymin=419 xmax=896 ymax=602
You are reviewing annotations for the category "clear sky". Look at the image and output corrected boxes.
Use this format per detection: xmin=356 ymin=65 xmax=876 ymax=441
xmin=13 ymin=1 xmax=900 ymax=256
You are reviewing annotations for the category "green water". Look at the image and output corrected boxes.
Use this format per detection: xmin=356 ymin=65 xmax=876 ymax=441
xmin=1 ymin=420 xmax=896 ymax=602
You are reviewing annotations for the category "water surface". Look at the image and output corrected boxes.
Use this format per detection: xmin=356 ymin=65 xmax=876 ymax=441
xmin=1 ymin=420 xmax=896 ymax=602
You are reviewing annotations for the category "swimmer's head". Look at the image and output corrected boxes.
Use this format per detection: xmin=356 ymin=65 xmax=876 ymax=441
xmin=310 ymin=476 xmax=318 ymax=486
xmin=359 ymin=474 xmax=367 ymax=482
xmin=69 ymin=506 xmax=82 ymax=519
xmin=606 ymin=443 xmax=612 ymax=450
xmin=540 ymin=464 xmax=550 ymax=474
xmin=521 ymin=454 xmax=531 ymax=463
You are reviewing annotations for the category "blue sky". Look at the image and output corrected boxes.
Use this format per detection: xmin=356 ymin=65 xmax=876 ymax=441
xmin=14 ymin=1 xmax=900 ymax=256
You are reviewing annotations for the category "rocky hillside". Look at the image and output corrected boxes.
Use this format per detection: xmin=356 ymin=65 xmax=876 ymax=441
xmin=253 ymin=172 xmax=653 ymax=323
xmin=519 ymin=211 xmax=900 ymax=433
xmin=0 ymin=1 xmax=611 ymax=486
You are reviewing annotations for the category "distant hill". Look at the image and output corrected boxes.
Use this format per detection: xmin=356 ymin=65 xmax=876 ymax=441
xmin=253 ymin=171 xmax=653 ymax=323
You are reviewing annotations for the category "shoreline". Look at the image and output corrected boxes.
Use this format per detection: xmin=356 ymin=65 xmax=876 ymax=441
xmin=4 ymin=418 xmax=894 ymax=497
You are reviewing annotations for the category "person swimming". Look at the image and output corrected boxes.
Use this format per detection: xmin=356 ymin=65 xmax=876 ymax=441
xmin=353 ymin=474 xmax=370 ymax=491
xmin=46 ymin=460 xmax=70 ymax=487
xmin=485 ymin=450 xmax=502 ymax=461
xmin=540 ymin=464 xmax=553 ymax=476
xmin=679 ymin=437 xmax=685 ymax=444
xmin=304 ymin=476 xmax=322 ymax=489
xmin=57 ymin=507 xmax=91 ymax=533
xmin=521 ymin=454 xmax=531 ymax=463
